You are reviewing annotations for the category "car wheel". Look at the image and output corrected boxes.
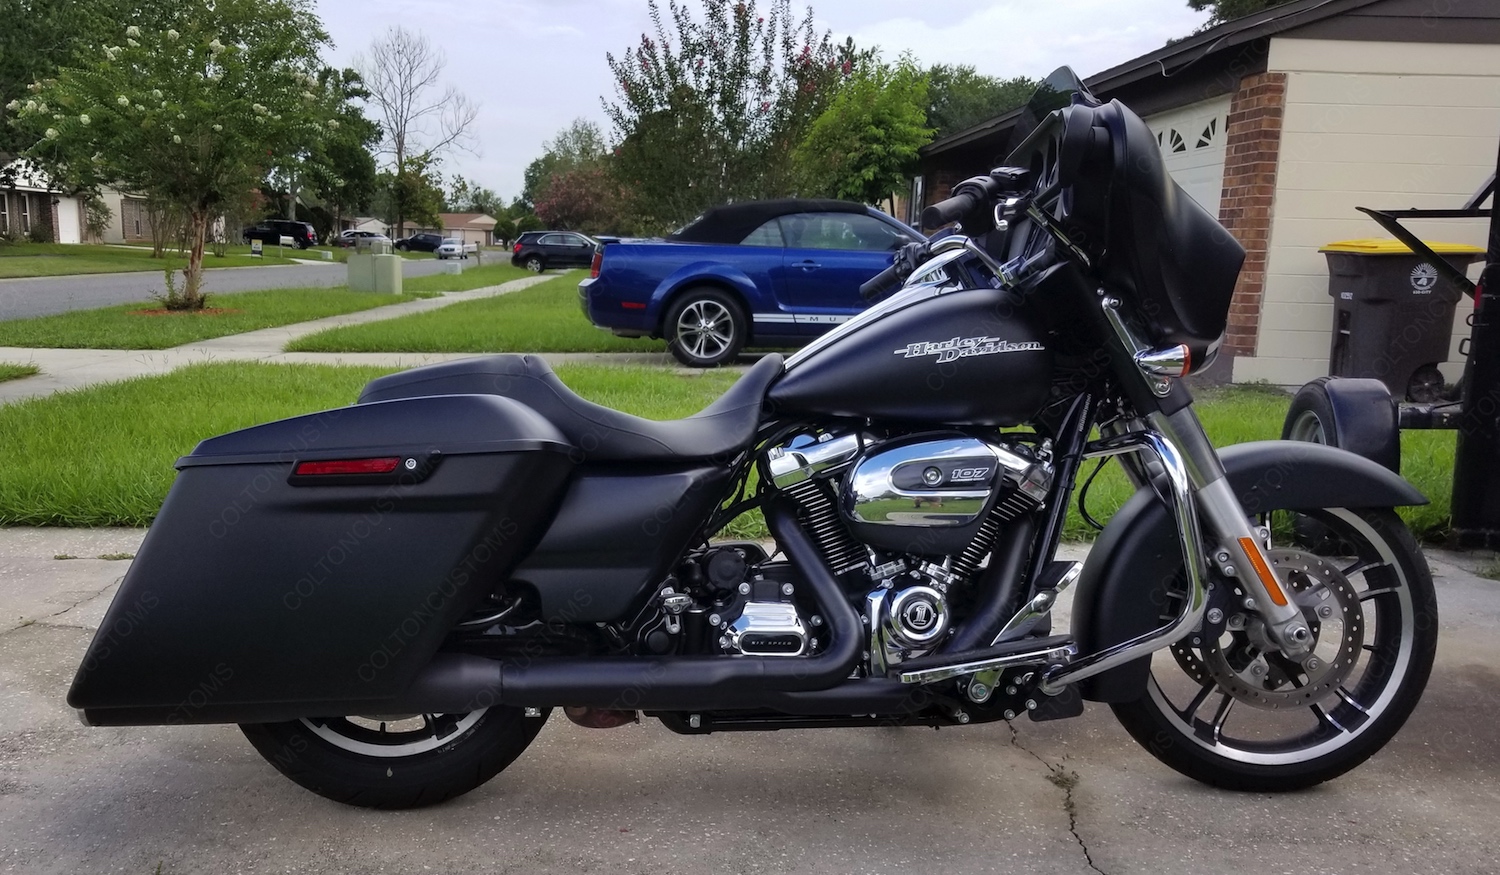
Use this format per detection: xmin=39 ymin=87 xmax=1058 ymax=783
xmin=666 ymin=289 xmax=746 ymax=368
xmin=525 ymin=256 xmax=545 ymax=273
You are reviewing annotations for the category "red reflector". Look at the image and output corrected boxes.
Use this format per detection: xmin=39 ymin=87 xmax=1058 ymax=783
xmin=622 ymin=301 xmax=647 ymax=310
xmin=590 ymin=250 xmax=603 ymax=279
xmin=295 ymin=457 xmax=402 ymax=476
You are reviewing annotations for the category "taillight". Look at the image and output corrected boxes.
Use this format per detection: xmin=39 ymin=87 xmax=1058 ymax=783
xmin=513 ymin=242 xmax=522 ymax=254
xmin=590 ymin=250 xmax=603 ymax=279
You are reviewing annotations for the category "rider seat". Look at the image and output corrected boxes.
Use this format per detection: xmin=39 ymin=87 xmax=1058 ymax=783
xmin=357 ymin=353 xmax=784 ymax=462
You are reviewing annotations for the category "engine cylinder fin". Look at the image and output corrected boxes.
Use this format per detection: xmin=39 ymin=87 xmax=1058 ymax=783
xmin=784 ymin=478 xmax=865 ymax=575
xmin=952 ymin=480 xmax=1045 ymax=580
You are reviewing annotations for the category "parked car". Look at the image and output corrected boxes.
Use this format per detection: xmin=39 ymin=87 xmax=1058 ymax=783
xmin=394 ymin=232 xmax=445 ymax=253
xmin=243 ymin=219 xmax=317 ymax=250
xmin=512 ymin=230 xmax=598 ymax=273
xmin=579 ymin=199 xmax=923 ymax=366
xmin=336 ymin=229 xmax=391 ymax=248
xmin=436 ymin=238 xmax=477 ymax=260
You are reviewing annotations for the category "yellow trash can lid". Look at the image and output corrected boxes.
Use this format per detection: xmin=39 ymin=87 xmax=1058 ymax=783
xmin=1320 ymin=238 xmax=1486 ymax=255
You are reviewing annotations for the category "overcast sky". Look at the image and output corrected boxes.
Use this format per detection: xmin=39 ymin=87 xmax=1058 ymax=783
xmin=315 ymin=0 xmax=1211 ymax=203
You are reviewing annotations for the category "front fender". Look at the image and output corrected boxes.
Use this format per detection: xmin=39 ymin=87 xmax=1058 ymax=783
xmin=1071 ymin=440 xmax=1426 ymax=703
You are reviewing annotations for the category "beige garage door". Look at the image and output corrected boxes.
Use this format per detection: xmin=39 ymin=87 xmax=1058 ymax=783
xmin=1145 ymin=95 xmax=1232 ymax=218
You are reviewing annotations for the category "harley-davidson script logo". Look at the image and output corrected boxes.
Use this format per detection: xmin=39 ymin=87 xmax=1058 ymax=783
xmin=894 ymin=336 xmax=1045 ymax=364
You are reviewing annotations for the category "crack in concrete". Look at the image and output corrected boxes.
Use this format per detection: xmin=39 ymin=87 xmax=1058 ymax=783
xmin=1006 ymin=720 xmax=1106 ymax=875
xmin=1 ymin=577 xmax=120 ymax=636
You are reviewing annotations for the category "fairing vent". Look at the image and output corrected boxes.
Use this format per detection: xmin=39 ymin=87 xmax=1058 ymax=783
xmin=784 ymin=478 xmax=865 ymax=575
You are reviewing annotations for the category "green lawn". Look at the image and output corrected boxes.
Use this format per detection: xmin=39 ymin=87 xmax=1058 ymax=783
xmin=0 ymin=242 xmax=299 ymax=278
xmin=0 ymin=361 xmax=740 ymax=526
xmin=0 ymin=287 xmax=430 ymax=349
xmin=0 ymin=363 xmax=39 ymax=383
xmin=287 ymin=274 xmax=666 ymax=354
xmin=402 ymin=262 xmax=533 ymax=293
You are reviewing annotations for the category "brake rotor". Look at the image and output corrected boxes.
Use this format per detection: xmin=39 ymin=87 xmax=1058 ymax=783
xmin=1201 ymin=549 xmax=1365 ymax=710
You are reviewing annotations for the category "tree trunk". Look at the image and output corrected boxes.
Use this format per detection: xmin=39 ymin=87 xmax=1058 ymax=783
xmin=183 ymin=209 xmax=209 ymax=310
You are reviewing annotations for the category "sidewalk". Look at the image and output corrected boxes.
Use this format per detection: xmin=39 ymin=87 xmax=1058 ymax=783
xmin=0 ymin=271 xmax=689 ymax=406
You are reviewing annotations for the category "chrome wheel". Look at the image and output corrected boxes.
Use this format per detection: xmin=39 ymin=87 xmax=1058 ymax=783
xmin=677 ymin=300 xmax=733 ymax=360
xmin=1113 ymin=507 xmax=1436 ymax=789
xmin=667 ymin=290 xmax=745 ymax=367
xmin=525 ymin=256 xmax=544 ymax=272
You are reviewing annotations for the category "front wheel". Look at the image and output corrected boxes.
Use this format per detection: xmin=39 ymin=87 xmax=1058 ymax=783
xmin=1111 ymin=507 xmax=1436 ymax=791
xmin=240 ymin=706 xmax=548 ymax=809
xmin=666 ymin=289 xmax=746 ymax=367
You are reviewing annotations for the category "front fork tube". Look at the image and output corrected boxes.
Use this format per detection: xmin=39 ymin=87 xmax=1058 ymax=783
xmin=1147 ymin=408 xmax=1315 ymax=658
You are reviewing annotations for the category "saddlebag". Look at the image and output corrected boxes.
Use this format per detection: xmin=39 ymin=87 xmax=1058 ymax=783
xmin=68 ymin=394 xmax=575 ymax=725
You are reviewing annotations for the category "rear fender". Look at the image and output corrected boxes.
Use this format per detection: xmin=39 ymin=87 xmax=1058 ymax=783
xmin=653 ymin=263 xmax=761 ymax=330
xmin=1071 ymin=440 xmax=1426 ymax=703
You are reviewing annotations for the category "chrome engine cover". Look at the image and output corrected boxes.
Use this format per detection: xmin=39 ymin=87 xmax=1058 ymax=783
xmin=840 ymin=434 xmax=1047 ymax=556
xmin=724 ymin=602 xmax=808 ymax=657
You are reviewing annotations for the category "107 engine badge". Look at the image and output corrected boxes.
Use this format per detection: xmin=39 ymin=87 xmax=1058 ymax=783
xmin=894 ymin=336 xmax=1046 ymax=363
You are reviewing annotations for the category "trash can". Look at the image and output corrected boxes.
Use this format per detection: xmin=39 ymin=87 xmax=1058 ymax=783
xmin=1320 ymin=238 xmax=1486 ymax=402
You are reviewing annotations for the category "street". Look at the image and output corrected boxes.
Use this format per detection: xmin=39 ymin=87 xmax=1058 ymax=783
xmin=0 ymin=259 xmax=451 ymax=322
xmin=1 ymin=529 xmax=1497 ymax=875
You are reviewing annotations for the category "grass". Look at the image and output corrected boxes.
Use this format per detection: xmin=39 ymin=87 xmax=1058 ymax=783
xmin=0 ymin=287 xmax=431 ymax=350
xmin=287 ymin=274 xmax=666 ymax=354
xmin=0 ymin=242 xmax=298 ymax=278
xmin=0 ymin=361 xmax=740 ymax=526
xmin=0 ymin=363 xmax=39 ymax=382
xmin=0 ymin=366 xmax=1460 ymax=542
xmin=402 ymin=261 xmax=533 ymax=293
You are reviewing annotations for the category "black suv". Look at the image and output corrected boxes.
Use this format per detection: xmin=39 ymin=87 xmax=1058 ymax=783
xmin=243 ymin=220 xmax=317 ymax=249
xmin=394 ymin=232 xmax=444 ymax=253
xmin=511 ymin=231 xmax=597 ymax=272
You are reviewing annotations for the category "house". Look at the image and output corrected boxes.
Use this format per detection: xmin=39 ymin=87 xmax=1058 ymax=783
xmin=96 ymin=189 xmax=154 ymax=244
xmin=917 ymin=0 xmax=1500 ymax=387
xmin=409 ymin=213 xmax=499 ymax=246
xmin=349 ymin=216 xmax=389 ymax=237
xmin=0 ymin=159 xmax=83 ymax=243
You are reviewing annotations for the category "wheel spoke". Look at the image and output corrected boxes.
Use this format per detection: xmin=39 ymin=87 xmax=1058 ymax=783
xmin=1342 ymin=559 xmax=1390 ymax=578
xmin=1211 ymin=694 xmax=1235 ymax=744
xmin=1335 ymin=686 xmax=1370 ymax=715
xmin=1311 ymin=703 xmax=1350 ymax=734
xmin=1358 ymin=586 xmax=1399 ymax=602
xmin=1178 ymin=681 xmax=1217 ymax=721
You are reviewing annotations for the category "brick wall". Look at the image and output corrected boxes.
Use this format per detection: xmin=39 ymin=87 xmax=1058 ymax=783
xmin=1218 ymin=72 xmax=1287 ymax=358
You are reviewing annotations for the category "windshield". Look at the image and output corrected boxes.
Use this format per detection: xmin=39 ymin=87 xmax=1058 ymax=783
xmin=1005 ymin=67 xmax=1095 ymax=154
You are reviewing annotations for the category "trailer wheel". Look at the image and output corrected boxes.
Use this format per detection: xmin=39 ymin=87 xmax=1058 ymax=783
xmin=1282 ymin=377 xmax=1401 ymax=474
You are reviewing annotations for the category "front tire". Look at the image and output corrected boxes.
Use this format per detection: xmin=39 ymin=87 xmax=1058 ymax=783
xmin=666 ymin=289 xmax=746 ymax=368
xmin=240 ymin=706 xmax=548 ymax=809
xmin=1111 ymin=507 xmax=1436 ymax=791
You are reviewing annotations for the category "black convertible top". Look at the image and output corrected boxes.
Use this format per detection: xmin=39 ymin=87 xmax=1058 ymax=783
xmin=668 ymin=199 xmax=869 ymax=244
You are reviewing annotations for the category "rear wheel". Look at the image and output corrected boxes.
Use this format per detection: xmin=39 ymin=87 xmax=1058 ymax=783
xmin=524 ymin=255 xmax=545 ymax=273
xmin=666 ymin=289 xmax=746 ymax=367
xmin=1111 ymin=508 xmax=1436 ymax=791
xmin=241 ymin=706 xmax=548 ymax=809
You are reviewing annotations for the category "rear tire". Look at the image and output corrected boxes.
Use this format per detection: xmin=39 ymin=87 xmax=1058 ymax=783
xmin=666 ymin=288 xmax=747 ymax=368
xmin=241 ymin=706 xmax=548 ymax=809
xmin=525 ymin=255 xmax=545 ymax=273
xmin=1111 ymin=508 xmax=1436 ymax=791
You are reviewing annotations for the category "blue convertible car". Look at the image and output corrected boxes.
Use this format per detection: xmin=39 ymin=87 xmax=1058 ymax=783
xmin=578 ymin=199 xmax=924 ymax=366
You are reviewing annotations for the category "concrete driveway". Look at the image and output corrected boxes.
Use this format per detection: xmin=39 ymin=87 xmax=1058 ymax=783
xmin=0 ymin=259 xmax=450 ymax=322
xmin=2 ymin=528 xmax=1498 ymax=875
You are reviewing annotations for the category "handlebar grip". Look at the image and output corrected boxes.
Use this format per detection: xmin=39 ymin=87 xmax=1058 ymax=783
xmin=860 ymin=261 xmax=904 ymax=301
xmin=921 ymin=189 xmax=981 ymax=230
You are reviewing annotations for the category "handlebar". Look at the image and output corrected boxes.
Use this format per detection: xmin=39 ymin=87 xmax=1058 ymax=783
xmin=859 ymin=261 xmax=905 ymax=301
xmin=921 ymin=189 xmax=983 ymax=230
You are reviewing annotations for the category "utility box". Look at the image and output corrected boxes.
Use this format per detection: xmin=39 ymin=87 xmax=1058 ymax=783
xmin=1320 ymin=238 xmax=1486 ymax=402
xmin=348 ymin=239 xmax=402 ymax=294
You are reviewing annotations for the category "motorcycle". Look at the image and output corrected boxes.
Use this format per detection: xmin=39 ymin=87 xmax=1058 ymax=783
xmin=68 ymin=69 xmax=1437 ymax=808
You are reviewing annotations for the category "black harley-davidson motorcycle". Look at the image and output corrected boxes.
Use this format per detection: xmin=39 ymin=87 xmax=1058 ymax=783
xmin=69 ymin=70 xmax=1437 ymax=808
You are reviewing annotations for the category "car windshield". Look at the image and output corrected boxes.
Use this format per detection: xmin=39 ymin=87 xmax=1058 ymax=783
xmin=443 ymin=239 xmax=460 ymax=245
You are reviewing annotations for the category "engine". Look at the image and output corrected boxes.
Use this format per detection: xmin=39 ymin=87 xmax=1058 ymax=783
xmin=765 ymin=429 xmax=1053 ymax=672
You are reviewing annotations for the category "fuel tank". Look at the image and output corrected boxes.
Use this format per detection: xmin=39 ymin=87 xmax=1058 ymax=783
xmin=769 ymin=286 xmax=1053 ymax=426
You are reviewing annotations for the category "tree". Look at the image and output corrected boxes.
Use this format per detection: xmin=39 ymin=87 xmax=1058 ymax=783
xmin=603 ymin=0 xmax=859 ymax=231
xmin=521 ymin=118 xmax=609 ymax=209
xmin=10 ymin=0 xmax=335 ymax=308
xmin=1188 ymin=0 xmax=1290 ymax=25
xmin=373 ymin=153 xmax=443 ymax=233
xmin=534 ymin=165 xmax=627 ymax=235
xmin=0 ymin=0 xmax=130 ymax=171
xmin=302 ymin=67 xmax=381 ymax=229
xmin=447 ymin=174 xmax=504 ymax=216
xmin=356 ymin=26 xmax=477 ymax=236
xmin=795 ymin=56 xmax=932 ymax=205
xmin=926 ymin=65 xmax=1035 ymax=140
